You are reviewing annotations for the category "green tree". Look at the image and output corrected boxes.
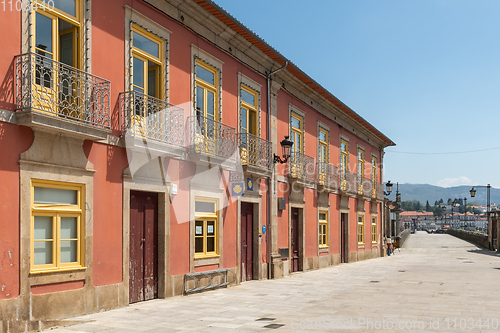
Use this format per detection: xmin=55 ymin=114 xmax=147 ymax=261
xmin=426 ymin=200 xmax=431 ymax=211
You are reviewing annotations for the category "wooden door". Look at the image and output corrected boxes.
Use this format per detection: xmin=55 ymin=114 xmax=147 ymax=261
xmin=341 ymin=213 xmax=347 ymax=263
xmin=129 ymin=191 xmax=158 ymax=304
xmin=241 ymin=202 xmax=253 ymax=281
xmin=291 ymin=208 xmax=299 ymax=272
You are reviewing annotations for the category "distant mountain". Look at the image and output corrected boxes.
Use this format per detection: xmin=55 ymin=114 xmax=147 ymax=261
xmin=385 ymin=183 xmax=500 ymax=206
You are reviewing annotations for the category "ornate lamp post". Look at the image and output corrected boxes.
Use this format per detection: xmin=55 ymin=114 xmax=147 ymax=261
xmin=470 ymin=184 xmax=490 ymax=232
xmin=273 ymin=136 xmax=294 ymax=164
xmin=451 ymin=199 xmax=458 ymax=229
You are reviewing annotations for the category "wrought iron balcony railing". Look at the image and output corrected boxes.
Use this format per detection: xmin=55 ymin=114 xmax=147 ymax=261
xmin=357 ymin=176 xmax=373 ymax=197
xmin=376 ymin=182 xmax=384 ymax=200
xmin=187 ymin=115 xmax=237 ymax=161
xmin=287 ymin=151 xmax=315 ymax=183
xmin=239 ymin=133 xmax=273 ymax=171
xmin=15 ymin=52 xmax=110 ymax=129
xmin=340 ymin=170 xmax=357 ymax=195
xmin=317 ymin=162 xmax=339 ymax=190
xmin=120 ymin=91 xmax=184 ymax=147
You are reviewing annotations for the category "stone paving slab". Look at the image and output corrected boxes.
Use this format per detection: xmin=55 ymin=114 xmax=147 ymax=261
xmin=45 ymin=232 xmax=500 ymax=332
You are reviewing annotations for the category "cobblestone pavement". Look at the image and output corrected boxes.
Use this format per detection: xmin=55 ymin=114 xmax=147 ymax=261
xmin=47 ymin=232 xmax=500 ymax=332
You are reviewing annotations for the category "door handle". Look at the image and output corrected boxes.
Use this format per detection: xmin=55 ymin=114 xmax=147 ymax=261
xmin=243 ymin=245 xmax=247 ymax=247
xmin=141 ymin=238 xmax=146 ymax=242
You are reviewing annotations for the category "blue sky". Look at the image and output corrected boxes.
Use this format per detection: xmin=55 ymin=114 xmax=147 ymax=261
xmin=213 ymin=0 xmax=500 ymax=188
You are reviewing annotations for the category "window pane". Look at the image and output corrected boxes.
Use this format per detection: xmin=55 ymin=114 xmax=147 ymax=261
xmin=147 ymin=63 xmax=158 ymax=97
xmin=36 ymin=13 xmax=53 ymax=57
xmin=240 ymin=108 xmax=247 ymax=130
xmin=195 ymin=221 xmax=203 ymax=235
xmin=249 ymin=111 xmax=256 ymax=135
xmin=319 ymin=131 xmax=326 ymax=142
xmin=323 ymin=234 xmax=326 ymax=245
xmin=53 ymin=0 xmax=76 ymax=17
xmin=61 ymin=217 xmax=77 ymax=239
xmin=195 ymin=238 xmax=203 ymax=253
xmin=207 ymin=236 xmax=215 ymax=252
xmin=34 ymin=186 xmax=77 ymax=205
xmin=291 ymin=116 xmax=300 ymax=129
xmin=133 ymin=31 xmax=159 ymax=58
xmin=341 ymin=142 xmax=346 ymax=152
xmin=196 ymin=65 xmax=214 ymax=85
xmin=195 ymin=201 xmax=215 ymax=213
xmin=196 ymin=86 xmax=204 ymax=116
xmin=207 ymin=221 xmax=215 ymax=236
xmin=319 ymin=213 xmax=326 ymax=221
xmin=133 ymin=57 xmax=144 ymax=89
xmin=207 ymin=91 xmax=214 ymax=116
xmin=34 ymin=216 xmax=53 ymax=239
xmin=60 ymin=240 xmax=77 ymax=263
xmin=34 ymin=241 xmax=53 ymax=265
xmin=241 ymin=89 xmax=255 ymax=106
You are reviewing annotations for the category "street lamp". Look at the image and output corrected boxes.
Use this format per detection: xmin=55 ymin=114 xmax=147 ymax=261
xmin=451 ymin=199 xmax=458 ymax=229
xmin=470 ymin=184 xmax=491 ymax=212
xmin=273 ymin=135 xmax=294 ymax=164
xmin=384 ymin=181 xmax=393 ymax=195
xmin=470 ymin=184 xmax=491 ymax=232
xmin=463 ymin=197 xmax=468 ymax=229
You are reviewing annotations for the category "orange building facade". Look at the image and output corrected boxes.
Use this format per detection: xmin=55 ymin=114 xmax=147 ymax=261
xmin=0 ymin=0 xmax=395 ymax=327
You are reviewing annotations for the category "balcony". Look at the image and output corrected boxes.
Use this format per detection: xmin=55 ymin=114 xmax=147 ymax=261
xmin=376 ymin=183 xmax=385 ymax=201
xmin=239 ymin=133 xmax=273 ymax=177
xmin=287 ymin=151 xmax=315 ymax=184
xmin=187 ymin=115 xmax=237 ymax=166
xmin=317 ymin=162 xmax=339 ymax=191
xmin=357 ymin=176 xmax=374 ymax=199
xmin=340 ymin=171 xmax=357 ymax=196
xmin=15 ymin=53 xmax=111 ymax=140
xmin=120 ymin=91 xmax=185 ymax=158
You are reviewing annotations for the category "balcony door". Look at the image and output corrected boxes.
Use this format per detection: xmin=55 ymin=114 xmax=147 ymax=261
xmin=240 ymin=85 xmax=258 ymax=165
xmin=195 ymin=60 xmax=219 ymax=155
xmin=33 ymin=5 xmax=80 ymax=116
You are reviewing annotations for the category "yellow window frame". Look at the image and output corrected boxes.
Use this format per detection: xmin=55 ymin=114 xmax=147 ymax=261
xmin=319 ymin=211 xmax=328 ymax=248
xmin=30 ymin=179 xmax=85 ymax=274
xmin=357 ymin=215 xmax=364 ymax=245
xmin=194 ymin=197 xmax=219 ymax=259
xmin=31 ymin=1 xmax=82 ymax=115
xmin=318 ymin=128 xmax=328 ymax=164
xmin=357 ymin=148 xmax=365 ymax=194
xmin=340 ymin=138 xmax=349 ymax=189
xmin=371 ymin=217 xmax=378 ymax=244
xmin=371 ymin=156 xmax=378 ymax=197
xmin=291 ymin=113 xmax=303 ymax=153
xmin=131 ymin=24 xmax=164 ymax=99
xmin=240 ymin=84 xmax=258 ymax=136
xmin=195 ymin=59 xmax=219 ymax=121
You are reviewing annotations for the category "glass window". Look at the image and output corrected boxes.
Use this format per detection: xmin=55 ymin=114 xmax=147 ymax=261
xmin=196 ymin=64 xmax=215 ymax=85
xmin=131 ymin=24 xmax=163 ymax=99
xmin=34 ymin=186 xmax=78 ymax=205
xmin=241 ymin=89 xmax=255 ymax=106
xmin=195 ymin=60 xmax=219 ymax=125
xmin=53 ymin=0 xmax=76 ymax=17
xmin=319 ymin=211 xmax=328 ymax=248
xmin=195 ymin=201 xmax=215 ymax=213
xmin=194 ymin=198 xmax=218 ymax=258
xmin=133 ymin=31 xmax=159 ymax=58
xmin=358 ymin=216 xmax=364 ymax=244
xmin=35 ymin=13 xmax=53 ymax=57
xmin=31 ymin=180 xmax=84 ymax=273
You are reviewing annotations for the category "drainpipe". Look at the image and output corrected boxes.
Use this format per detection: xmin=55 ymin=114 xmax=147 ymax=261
xmin=266 ymin=61 xmax=288 ymax=280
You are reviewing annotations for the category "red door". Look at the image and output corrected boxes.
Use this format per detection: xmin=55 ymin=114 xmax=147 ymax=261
xmin=341 ymin=213 xmax=347 ymax=263
xmin=129 ymin=191 xmax=158 ymax=304
xmin=291 ymin=208 xmax=299 ymax=272
xmin=241 ymin=202 xmax=253 ymax=281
